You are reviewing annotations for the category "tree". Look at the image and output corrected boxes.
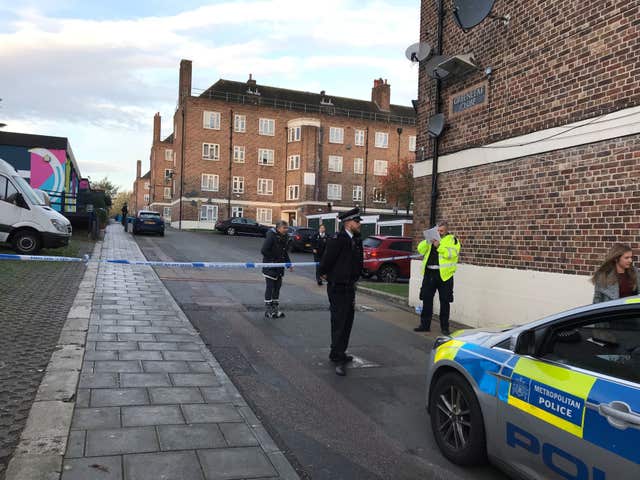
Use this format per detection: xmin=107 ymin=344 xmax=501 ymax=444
xmin=91 ymin=177 xmax=119 ymax=199
xmin=379 ymin=158 xmax=414 ymax=214
xmin=111 ymin=190 xmax=132 ymax=217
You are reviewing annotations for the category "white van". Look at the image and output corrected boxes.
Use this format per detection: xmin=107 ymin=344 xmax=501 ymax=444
xmin=0 ymin=158 xmax=72 ymax=254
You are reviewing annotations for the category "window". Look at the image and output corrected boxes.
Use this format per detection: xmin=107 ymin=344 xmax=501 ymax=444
xmin=374 ymin=160 xmax=388 ymax=176
xmin=329 ymin=127 xmax=344 ymax=144
xmin=258 ymin=148 xmax=275 ymax=166
xmin=164 ymin=149 xmax=173 ymax=161
xmin=375 ymin=131 xmax=389 ymax=148
xmin=234 ymin=114 xmax=246 ymax=133
xmin=354 ymin=129 xmax=365 ymax=146
xmin=539 ymin=314 xmax=640 ymax=384
xmin=389 ymin=241 xmax=412 ymax=252
xmin=288 ymin=126 xmax=301 ymax=142
xmin=233 ymin=146 xmax=245 ymax=163
xmin=409 ymin=135 xmax=417 ymax=152
xmin=203 ymin=111 xmax=221 ymax=130
xmin=288 ymin=155 xmax=300 ymax=171
xmin=327 ymin=183 xmax=342 ymax=200
xmin=163 ymin=187 xmax=171 ymax=199
xmin=231 ymin=206 xmax=243 ymax=218
xmin=144 ymin=182 xmax=150 ymax=190
xmin=200 ymin=205 xmax=218 ymax=221
xmin=232 ymin=176 xmax=244 ymax=194
xmin=287 ymin=185 xmax=300 ymax=200
xmin=202 ymin=143 xmax=220 ymax=161
xmin=257 ymin=208 xmax=272 ymax=224
xmin=162 ymin=207 xmax=171 ymax=218
xmin=373 ymin=188 xmax=386 ymax=203
xmin=353 ymin=158 xmax=364 ymax=174
xmin=328 ymin=155 xmax=343 ymax=173
xmin=201 ymin=174 xmax=219 ymax=192
xmin=164 ymin=169 xmax=173 ymax=179
xmin=259 ymin=118 xmax=275 ymax=136
xmin=143 ymin=194 xmax=150 ymax=203
xmin=352 ymin=185 xmax=363 ymax=202
xmin=0 ymin=177 xmax=17 ymax=203
xmin=257 ymin=178 xmax=274 ymax=195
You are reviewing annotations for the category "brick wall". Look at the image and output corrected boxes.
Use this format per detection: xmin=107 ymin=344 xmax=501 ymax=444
xmin=416 ymin=0 xmax=640 ymax=156
xmin=413 ymin=134 xmax=640 ymax=276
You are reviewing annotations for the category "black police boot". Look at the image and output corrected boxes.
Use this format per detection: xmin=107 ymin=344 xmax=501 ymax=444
xmin=264 ymin=302 xmax=274 ymax=319
xmin=272 ymin=301 xmax=285 ymax=318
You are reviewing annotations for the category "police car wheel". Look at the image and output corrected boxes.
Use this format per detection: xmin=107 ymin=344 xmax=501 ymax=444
xmin=430 ymin=372 xmax=487 ymax=466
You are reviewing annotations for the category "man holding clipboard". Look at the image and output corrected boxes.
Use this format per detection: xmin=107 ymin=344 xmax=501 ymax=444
xmin=414 ymin=220 xmax=460 ymax=335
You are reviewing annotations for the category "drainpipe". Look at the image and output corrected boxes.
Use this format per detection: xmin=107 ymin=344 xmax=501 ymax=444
xmin=363 ymin=126 xmax=370 ymax=214
xmin=430 ymin=0 xmax=444 ymax=226
xmin=227 ymin=109 xmax=234 ymax=218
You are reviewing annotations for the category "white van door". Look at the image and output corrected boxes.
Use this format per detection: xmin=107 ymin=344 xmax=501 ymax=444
xmin=0 ymin=174 xmax=24 ymax=243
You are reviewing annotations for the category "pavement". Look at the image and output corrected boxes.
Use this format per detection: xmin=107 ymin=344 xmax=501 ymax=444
xmin=135 ymin=228 xmax=508 ymax=480
xmin=5 ymin=224 xmax=299 ymax=480
xmin=0 ymin=239 xmax=93 ymax=480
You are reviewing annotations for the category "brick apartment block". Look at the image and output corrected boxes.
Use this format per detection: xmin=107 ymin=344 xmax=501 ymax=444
xmin=144 ymin=60 xmax=416 ymax=228
xmin=131 ymin=160 xmax=150 ymax=214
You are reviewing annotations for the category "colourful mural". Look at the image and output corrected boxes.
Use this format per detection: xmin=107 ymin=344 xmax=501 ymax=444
xmin=29 ymin=148 xmax=67 ymax=192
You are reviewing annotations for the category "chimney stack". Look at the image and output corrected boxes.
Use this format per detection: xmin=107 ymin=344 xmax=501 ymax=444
xmin=136 ymin=160 xmax=141 ymax=180
xmin=371 ymin=78 xmax=391 ymax=111
xmin=179 ymin=59 xmax=193 ymax=104
xmin=153 ymin=112 xmax=161 ymax=143
xmin=247 ymin=73 xmax=256 ymax=88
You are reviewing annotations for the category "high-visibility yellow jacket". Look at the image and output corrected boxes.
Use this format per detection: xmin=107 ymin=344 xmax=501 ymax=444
xmin=417 ymin=234 xmax=461 ymax=281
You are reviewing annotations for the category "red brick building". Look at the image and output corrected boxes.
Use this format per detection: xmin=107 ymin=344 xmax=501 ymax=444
xmin=410 ymin=0 xmax=640 ymax=327
xmin=147 ymin=60 xmax=416 ymax=229
xmin=131 ymin=160 xmax=150 ymax=214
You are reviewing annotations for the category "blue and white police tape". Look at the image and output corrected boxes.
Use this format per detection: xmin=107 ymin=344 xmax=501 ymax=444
xmin=0 ymin=253 xmax=422 ymax=268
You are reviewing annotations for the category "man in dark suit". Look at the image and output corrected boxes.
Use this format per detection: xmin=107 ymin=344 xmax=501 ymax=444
xmin=319 ymin=208 xmax=364 ymax=376
xmin=312 ymin=224 xmax=328 ymax=286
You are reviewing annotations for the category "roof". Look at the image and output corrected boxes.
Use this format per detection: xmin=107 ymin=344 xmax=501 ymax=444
xmin=199 ymin=79 xmax=416 ymax=126
xmin=141 ymin=170 xmax=151 ymax=179
xmin=162 ymin=134 xmax=174 ymax=143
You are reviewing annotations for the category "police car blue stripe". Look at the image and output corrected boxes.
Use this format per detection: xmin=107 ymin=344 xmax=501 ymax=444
xmin=454 ymin=345 xmax=504 ymax=396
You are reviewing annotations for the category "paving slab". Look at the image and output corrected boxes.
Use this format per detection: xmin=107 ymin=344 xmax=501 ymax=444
xmin=148 ymin=387 xmax=204 ymax=404
xmin=157 ymin=424 xmax=226 ymax=451
xmin=61 ymin=455 xmax=122 ymax=480
xmin=197 ymin=447 xmax=277 ymax=480
xmin=181 ymin=404 xmax=243 ymax=424
xmin=123 ymin=451 xmax=204 ymax=480
xmin=71 ymin=407 xmax=121 ymax=430
xmin=85 ymin=427 xmax=158 ymax=456
xmin=90 ymin=388 xmax=149 ymax=407
xmin=121 ymin=405 xmax=184 ymax=427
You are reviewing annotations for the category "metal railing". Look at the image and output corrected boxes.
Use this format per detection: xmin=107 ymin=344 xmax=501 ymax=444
xmin=190 ymin=88 xmax=417 ymax=126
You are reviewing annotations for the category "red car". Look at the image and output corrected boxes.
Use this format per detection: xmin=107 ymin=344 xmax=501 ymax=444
xmin=362 ymin=236 xmax=413 ymax=282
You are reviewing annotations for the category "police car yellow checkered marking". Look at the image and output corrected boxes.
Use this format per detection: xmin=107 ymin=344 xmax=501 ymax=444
xmin=508 ymin=357 xmax=596 ymax=438
xmin=624 ymin=297 xmax=640 ymax=304
xmin=434 ymin=339 xmax=464 ymax=363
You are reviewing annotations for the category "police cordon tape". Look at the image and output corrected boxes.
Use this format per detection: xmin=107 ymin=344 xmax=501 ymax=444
xmin=0 ymin=253 xmax=423 ymax=268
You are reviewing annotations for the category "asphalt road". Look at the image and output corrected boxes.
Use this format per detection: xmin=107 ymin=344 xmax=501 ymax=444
xmin=134 ymin=228 xmax=509 ymax=480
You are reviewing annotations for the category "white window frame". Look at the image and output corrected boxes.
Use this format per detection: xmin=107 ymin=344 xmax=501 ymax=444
xmin=259 ymin=118 xmax=275 ymax=136
xmin=288 ymin=126 xmax=301 ymax=142
xmin=143 ymin=194 xmax=150 ymax=203
xmin=162 ymin=207 xmax=171 ymax=218
xmin=201 ymin=173 xmax=219 ymax=192
xmin=164 ymin=149 xmax=173 ymax=161
xmin=231 ymin=206 xmax=244 ymax=218
xmin=353 ymin=157 xmax=364 ymax=174
xmin=328 ymin=155 xmax=343 ymax=173
xmin=202 ymin=143 xmax=220 ymax=161
xmin=144 ymin=182 xmax=150 ymax=190
xmin=203 ymin=111 xmax=221 ymax=130
xmin=352 ymin=185 xmax=363 ymax=202
xmin=354 ymin=129 xmax=365 ymax=146
xmin=374 ymin=160 xmax=388 ymax=176
xmin=327 ymin=183 xmax=342 ymax=200
xmin=163 ymin=187 xmax=171 ymax=199
xmin=200 ymin=204 xmax=218 ymax=222
xmin=258 ymin=148 xmax=275 ymax=166
xmin=329 ymin=126 xmax=344 ymax=144
xmin=409 ymin=135 xmax=417 ymax=152
xmin=287 ymin=184 xmax=300 ymax=200
xmin=288 ymin=154 xmax=300 ymax=171
xmin=233 ymin=145 xmax=245 ymax=163
xmin=164 ymin=168 xmax=173 ymax=178
xmin=375 ymin=131 xmax=389 ymax=148
xmin=234 ymin=114 xmax=246 ymax=133
xmin=257 ymin=208 xmax=273 ymax=224
xmin=257 ymin=178 xmax=274 ymax=196
xmin=373 ymin=187 xmax=386 ymax=203
xmin=232 ymin=176 xmax=244 ymax=194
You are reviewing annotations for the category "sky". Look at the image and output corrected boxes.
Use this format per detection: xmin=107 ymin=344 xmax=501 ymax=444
xmin=0 ymin=0 xmax=420 ymax=191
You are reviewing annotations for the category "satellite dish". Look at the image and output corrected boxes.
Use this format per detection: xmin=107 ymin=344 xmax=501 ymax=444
xmin=405 ymin=42 xmax=432 ymax=63
xmin=424 ymin=55 xmax=451 ymax=80
xmin=452 ymin=0 xmax=496 ymax=31
xmin=428 ymin=114 xmax=445 ymax=138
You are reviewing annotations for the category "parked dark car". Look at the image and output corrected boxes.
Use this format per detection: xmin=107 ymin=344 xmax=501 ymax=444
xmin=132 ymin=210 xmax=165 ymax=236
xmin=362 ymin=236 xmax=413 ymax=282
xmin=215 ymin=217 xmax=270 ymax=237
xmin=288 ymin=227 xmax=318 ymax=252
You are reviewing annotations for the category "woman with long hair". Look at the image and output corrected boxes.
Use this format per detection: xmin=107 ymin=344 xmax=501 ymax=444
xmin=592 ymin=243 xmax=640 ymax=303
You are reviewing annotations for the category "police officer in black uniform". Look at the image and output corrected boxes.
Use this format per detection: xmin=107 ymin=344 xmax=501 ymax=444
xmin=319 ymin=208 xmax=364 ymax=376
xmin=261 ymin=220 xmax=292 ymax=318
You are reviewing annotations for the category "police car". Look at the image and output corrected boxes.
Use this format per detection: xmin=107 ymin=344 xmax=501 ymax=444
xmin=426 ymin=297 xmax=640 ymax=480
